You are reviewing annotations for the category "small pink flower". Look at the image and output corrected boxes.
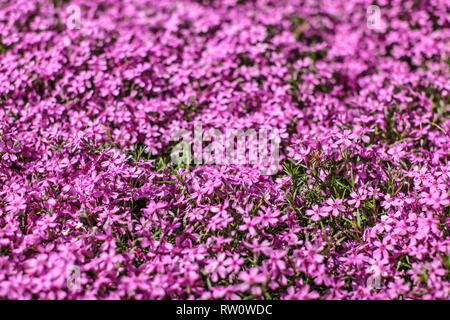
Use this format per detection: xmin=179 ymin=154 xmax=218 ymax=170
xmin=348 ymin=191 xmax=366 ymax=208
xmin=306 ymin=204 xmax=328 ymax=222
xmin=323 ymin=198 xmax=345 ymax=217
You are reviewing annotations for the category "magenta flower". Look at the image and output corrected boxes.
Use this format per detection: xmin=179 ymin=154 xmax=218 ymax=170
xmin=348 ymin=191 xmax=367 ymax=208
xmin=373 ymin=238 xmax=394 ymax=261
xmin=323 ymin=198 xmax=345 ymax=217
xmin=306 ymin=204 xmax=328 ymax=222
xmin=224 ymin=254 xmax=245 ymax=274
xmin=238 ymin=268 xmax=267 ymax=288
xmin=0 ymin=0 xmax=447 ymax=301
xmin=4 ymin=193 xmax=26 ymax=214
xmin=204 ymin=253 xmax=228 ymax=283
xmin=335 ymin=130 xmax=357 ymax=147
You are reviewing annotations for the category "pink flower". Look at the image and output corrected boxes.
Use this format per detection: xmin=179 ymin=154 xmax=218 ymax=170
xmin=348 ymin=191 xmax=366 ymax=208
xmin=373 ymin=237 xmax=394 ymax=261
xmin=238 ymin=216 xmax=260 ymax=236
xmin=380 ymin=194 xmax=395 ymax=210
xmin=238 ymin=268 xmax=267 ymax=288
xmin=5 ymin=193 xmax=26 ymax=214
xmin=282 ymin=284 xmax=319 ymax=300
xmin=306 ymin=204 xmax=328 ymax=222
xmin=420 ymin=187 xmax=449 ymax=209
xmin=224 ymin=254 xmax=245 ymax=274
xmin=335 ymin=130 xmax=357 ymax=147
xmin=323 ymin=198 xmax=345 ymax=217
xmin=205 ymin=253 xmax=228 ymax=283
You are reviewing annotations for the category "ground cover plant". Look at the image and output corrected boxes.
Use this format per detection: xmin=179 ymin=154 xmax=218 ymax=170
xmin=0 ymin=0 xmax=449 ymax=300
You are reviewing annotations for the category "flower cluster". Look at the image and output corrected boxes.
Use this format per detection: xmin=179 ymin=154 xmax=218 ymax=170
xmin=0 ymin=0 xmax=448 ymax=300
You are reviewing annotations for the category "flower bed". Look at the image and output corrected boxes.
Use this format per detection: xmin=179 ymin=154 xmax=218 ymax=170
xmin=0 ymin=0 xmax=448 ymax=299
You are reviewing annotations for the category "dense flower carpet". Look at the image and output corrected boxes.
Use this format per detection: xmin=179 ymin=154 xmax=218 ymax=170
xmin=0 ymin=0 xmax=448 ymax=299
